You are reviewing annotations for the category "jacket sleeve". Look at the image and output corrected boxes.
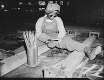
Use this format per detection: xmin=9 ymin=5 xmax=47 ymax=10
xmin=55 ymin=17 xmax=66 ymax=39
xmin=35 ymin=17 xmax=44 ymax=38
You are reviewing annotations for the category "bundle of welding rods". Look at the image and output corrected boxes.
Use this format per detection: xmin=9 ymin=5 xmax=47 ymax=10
xmin=23 ymin=30 xmax=36 ymax=49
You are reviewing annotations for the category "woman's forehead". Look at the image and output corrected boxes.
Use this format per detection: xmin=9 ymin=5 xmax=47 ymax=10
xmin=48 ymin=11 xmax=58 ymax=15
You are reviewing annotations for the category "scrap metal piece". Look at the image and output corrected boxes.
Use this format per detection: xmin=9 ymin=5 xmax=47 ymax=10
xmin=89 ymin=32 xmax=100 ymax=38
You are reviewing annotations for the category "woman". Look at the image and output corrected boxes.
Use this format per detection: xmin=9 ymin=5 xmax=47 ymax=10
xmin=35 ymin=3 xmax=96 ymax=59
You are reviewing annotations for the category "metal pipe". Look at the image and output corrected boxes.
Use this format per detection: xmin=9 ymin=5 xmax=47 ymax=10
xmin=27 ymin=47 xmax=38 ymax=67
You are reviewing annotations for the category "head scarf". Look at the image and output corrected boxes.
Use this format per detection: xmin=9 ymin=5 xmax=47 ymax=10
xmin=45 ymin=3 xmax=60 ymax=14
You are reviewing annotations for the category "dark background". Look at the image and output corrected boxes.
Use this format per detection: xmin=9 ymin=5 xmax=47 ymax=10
xmin=0 ymin=0 xmax=104 ymax=30
xmin=76 ymin=0 xmax=104 ymax=23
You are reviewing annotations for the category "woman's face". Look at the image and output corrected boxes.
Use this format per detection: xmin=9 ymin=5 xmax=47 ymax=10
xmin=47 ymin=11 xmax=57 ymax=20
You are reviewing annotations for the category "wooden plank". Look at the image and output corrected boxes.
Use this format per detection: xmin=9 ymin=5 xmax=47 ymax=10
xmin=13 ymin=46 xmax=25 ymax=54
xmin=0 ymin=51 xmax=27 ymax=76
xmin=0 ymin=62 xmax=4 ymax=76
xmin=13 ymin=45 xmax=49 ymax=56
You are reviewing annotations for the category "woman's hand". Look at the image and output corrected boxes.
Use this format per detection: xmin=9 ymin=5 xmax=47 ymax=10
xmin=39 ymin=33 xmax=52 ymax=43
xmin=47 ymin=38 xmax=62 ymax=48
xmin=49 ymin=37 xmax=62 ymax=42
xmin=47 ymin=40 xmax=59 ymax=48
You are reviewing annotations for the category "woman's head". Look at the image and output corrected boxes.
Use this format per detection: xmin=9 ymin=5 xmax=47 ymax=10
xmin=45 ymin=3 xmax=60 ymax=20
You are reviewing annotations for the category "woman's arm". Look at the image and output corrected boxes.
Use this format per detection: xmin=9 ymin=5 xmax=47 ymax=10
xmin=55 ymin=17 xmax=66 ymax=39
xmin=35 ymin=17 xmax=44 ymax=38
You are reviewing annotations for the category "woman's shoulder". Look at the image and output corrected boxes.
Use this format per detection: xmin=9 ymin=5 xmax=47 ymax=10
xmin=36 ymin=16 xmax=46 ymax=23
xmin=55 ymin=17 xmax=62 ymax=21
xmin=55 ymin=17 xmax=63 ymax=22
xmin=38 ymin=16 xmax=45 ymax=21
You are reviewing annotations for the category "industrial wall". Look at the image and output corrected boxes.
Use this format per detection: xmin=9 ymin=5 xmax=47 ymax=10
xmin=76 ymin=0 xmax=104 ymax=23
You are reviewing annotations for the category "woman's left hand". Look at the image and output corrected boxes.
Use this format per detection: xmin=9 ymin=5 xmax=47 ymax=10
xmin=47 ymin=40 xmax=59 ymax=48
xmin=47 ymin=38 xmax=62 ymax=48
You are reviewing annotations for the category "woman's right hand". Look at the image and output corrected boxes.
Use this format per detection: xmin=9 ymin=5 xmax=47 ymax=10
xmin=47 ymin=40 xmax=59 ymax=48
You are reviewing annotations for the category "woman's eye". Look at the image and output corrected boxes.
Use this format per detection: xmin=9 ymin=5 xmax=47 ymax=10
xmin=49 ymin=15 xmax=53 ymax=17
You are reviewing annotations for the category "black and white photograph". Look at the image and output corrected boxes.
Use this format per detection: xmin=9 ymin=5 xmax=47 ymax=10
xmin=0 ymin=0 xmax=104 ymax=79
